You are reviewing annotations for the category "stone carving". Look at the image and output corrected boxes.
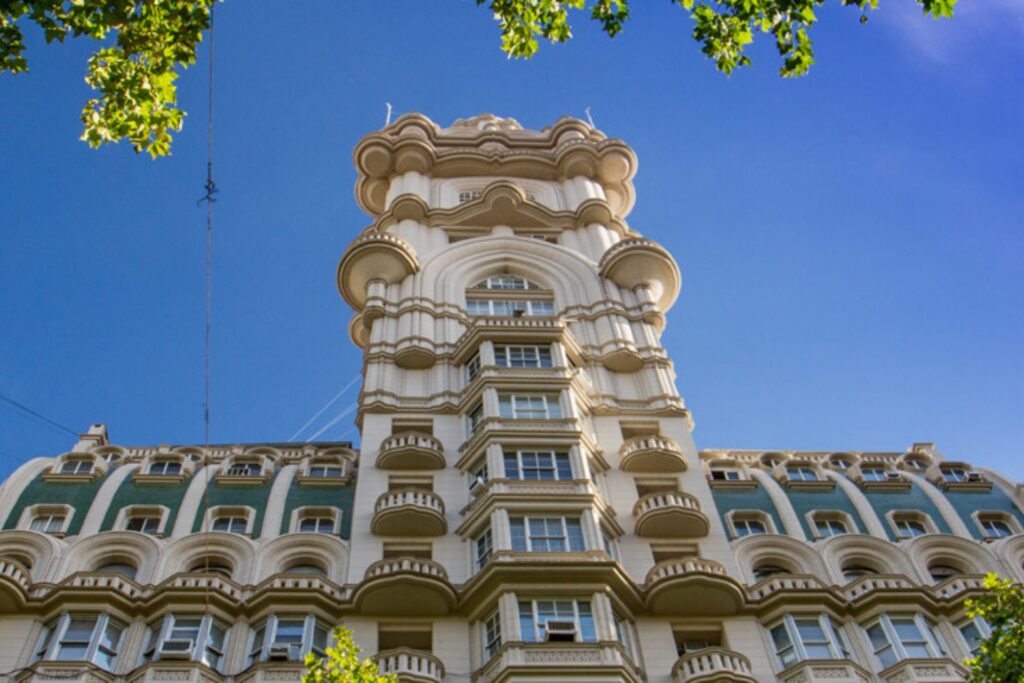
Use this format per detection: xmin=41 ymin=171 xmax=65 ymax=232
xmin=449 ymin=114 xmax=524 ymax=132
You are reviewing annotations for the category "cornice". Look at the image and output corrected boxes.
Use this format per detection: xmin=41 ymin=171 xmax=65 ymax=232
xmin=363 ymin=183 xmax=634 ymax=237
xmin=352 ymin=114 xmax=637 ymax=218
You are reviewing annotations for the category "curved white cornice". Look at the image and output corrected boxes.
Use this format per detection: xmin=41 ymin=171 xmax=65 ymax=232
xmin=258 ymin=464 xmax=298 ymax=541
xmin=171 ymin=464 xmax=216 ymax=538
xmin=748 ymin=469 xmax=808 ymax=541
xmin=78 ymin=463 xmax=139 ymax=536
xmin=0 ymin=457 xmax=52 ymax=530
xmin=822 ymin=470 xmax=889 ymax=540
xmin=902 ymin=472 xmax=974 ymax=539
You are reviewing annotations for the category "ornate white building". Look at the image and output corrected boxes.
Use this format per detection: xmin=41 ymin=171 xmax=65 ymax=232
xmin=0 ymin=113 xmax=1022 ymax=683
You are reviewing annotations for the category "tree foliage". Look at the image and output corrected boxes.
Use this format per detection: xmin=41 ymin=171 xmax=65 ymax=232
xmin=302 ymin=627 xmax=397 ymax=683
xmin=964 ymin=573 xmax=1024 ymax=683
xmin=1 ymin=0 xmax=957 ymax=157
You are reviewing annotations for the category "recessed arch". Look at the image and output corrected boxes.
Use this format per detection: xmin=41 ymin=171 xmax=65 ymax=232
xmin=905 ymin=535 xmax=1000 ymax=583
xmin=254 ymin=532 xmax=349 ymax=585
xmin=733 ymin=535 xmax=828 ymax=584
xmin=159 ymin=532 xmax=257 ymax=583
xmin=818 ymin=534 xmax=916 ymax=584
xmin=0 ymin=530 xmax=62 ymax=582
xmin=58 ymin=531 xmax=161 ymax=584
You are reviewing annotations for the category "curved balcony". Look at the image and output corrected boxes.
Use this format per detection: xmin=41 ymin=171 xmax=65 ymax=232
xmin=371 ymin=490 xmax=447 ymax=537
xmin=620 ymin=435 xmax=687 ymax=472
xmin=377 ymin=433 xmax=446 ymax=470
xmin=354 ymin=558 xmax=456 ymax=616
xmin=374 ymin=648 xmax=444 ymax=683
xmin=0 ymin=558 xmax=29 ymax=614
xmin=599 ymin=237 xmax=681 ymax=309
xmin=673 ymin=648 xmax=756 ymax=683
xmin=645 ymin=558 xmax=745 ymax=616
xmin=336 ymin=232 xmax=419 ymax=310
xmin=633 ymin=492 xmax=709 ymax=538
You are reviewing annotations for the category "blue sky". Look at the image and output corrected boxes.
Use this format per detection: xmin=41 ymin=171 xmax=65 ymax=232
xmin=1 ymin=1 xmax=1021 ymax=480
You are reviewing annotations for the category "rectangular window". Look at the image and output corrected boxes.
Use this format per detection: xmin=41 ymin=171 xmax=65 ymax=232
xmin=815 ymin=518 xmax=848 ymax=538
xmin=509 ymin=517 xmax=585 ymax=552
xmin=483 ymin=611 xmax=502 ymax=660
xmin=51 ymin=614 xmax=124 ymax=671
xmin=769 ymin=614 xmax=846 ymax=670
xmin=518 ymin=600 xmax=596 ymax=643
xmin=710 ymin=469 xmax=741 ymax=481
xmin=307 ymin=465 xmax=344 ymax=478
xmin=466 ymin=353 xmax=482 ymax=382
xmin=126 ymin=516 xmax=161 ymax=534
xmin=212 ymin=516 xmax=248 ymax=534
xmin=503 ymin=451 xmax=572 ymax=480
xmin=466 ymin=299 xmax=554 ymax=317
xmin=467 ymin=403 xmax=484 ymax=434
xmin=494 ymin=345 xmax=553 ymax=368
xmin=959 ymin=617 xmax=990 ymax=657
xmin=498 ymin=394 xmax=562 ymax=420
xmin=30 ymin=514 xmax=65 ymax=534
xmin=226 ymin=462 xmax=261 ymax=477
xmin=865 ymin=614 xmax=945 ymax=669
xmin=475 ymin=528 xmax=494 ymax=570
xmin=60 ymin=460 xmax=93 ymax=475
xmin=149 ymin=461 xmax=182 ymax=476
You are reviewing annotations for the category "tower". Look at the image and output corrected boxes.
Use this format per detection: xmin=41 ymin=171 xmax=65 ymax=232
xmin=336 ymin=112 xmax=745 ymax=681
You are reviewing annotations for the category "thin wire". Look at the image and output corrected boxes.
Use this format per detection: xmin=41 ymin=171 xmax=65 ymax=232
xmin=199 ymin=0 xmax=217 ymax=613
xmin=304 ymin=402 xmax=358 ymax=442
xmin=287 ymin=373 xmax=361 ymax=442
xmin=0 ymin=395 xmax=78 ymax=437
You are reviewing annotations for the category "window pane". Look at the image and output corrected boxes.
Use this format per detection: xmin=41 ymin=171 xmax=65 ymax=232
xmin=275 ymin=620 xmax=305 ymax=644
xmin=518 ymin=602 xmax=536 ymax=642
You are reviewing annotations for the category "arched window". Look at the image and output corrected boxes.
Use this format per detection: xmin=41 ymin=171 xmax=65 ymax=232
xmin=466 ymin=275 xmax=553 ymax=318
xmin=841 ymin=563 xmax=879 ymax=582
xmin=189 ymin=557 xmax=234 ymax=578
xmin=96 ymin=561 xmax=137 ymax=580
xmin=472 ymin=275 xmax=539 ymax=290
xmin=927 ymin=562 xmax=962 ymax=582
xmin=752 ymin=563 xmax=791 ymax=581
xmin=283 ymin=561 xmax=327 ymax=577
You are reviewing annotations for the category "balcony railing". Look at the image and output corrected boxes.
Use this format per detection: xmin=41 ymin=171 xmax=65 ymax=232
xmin=633 ymin=491 xmax=708 ymax=537
xmin=372 ymin=489 xmax=447 ymax=536
xmin=620 ymin=435 xmax=687 ymax=472
xmin=646 ymin=558 xmax=744 ymax=616
xmin=673 ymin=647 xmax=755 ymax=682
xmin=374 ymin=648 xmax=444 ymax=683
xmin=377 ymin=433 xmax=445 ymax=470
xmin=356 ymin=558 xmax=456 ymax=616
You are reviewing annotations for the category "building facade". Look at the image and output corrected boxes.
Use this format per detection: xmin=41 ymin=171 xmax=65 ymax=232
xmin=1 ymin=113 xmax=1022 ymax=683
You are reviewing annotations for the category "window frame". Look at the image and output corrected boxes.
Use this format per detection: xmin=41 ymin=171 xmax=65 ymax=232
xmin=247 ymin=614 xmax=330 ymax=665
xmin=503 ymin=450 xmax=573 ymax=481
xmin=474 ymin=527 xmax=494 ymax=570
xmin=38 ymin=613 xmax=125 ymax=671
xmin=864 ymin=613 xmax=946 ymax=669
xmin=768 ymin=613 xmax=849 ymax=670
xmin=509 ymin=515 xmax=586 ymax=553
xmin=498 ymin=393 xmax=563 ymax=420
xmin=144 ymin=613 xmax=229 ymax=670
xmin=482 ymin=610 xmax=502 ymax=660
xmin=494 ymin=344 xmax=553 ymax=369
xmin=516 ymin=599 xmax=597 ymax=643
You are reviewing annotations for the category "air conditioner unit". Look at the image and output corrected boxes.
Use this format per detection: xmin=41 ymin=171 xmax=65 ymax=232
xmin=469 ymin=476 xmax=488 ymax=495
xmin=966 ymin=472 xmax=984 ymax=482
xmin=267 ymin=644 xmax=294 ymax=661
xmin=544 ymin=620 xmax=578 ymax=642
xmin=158 ymin=639 xmax=194 ymax=659
xmin=885 ymin=472 xmax=903 ymax=481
